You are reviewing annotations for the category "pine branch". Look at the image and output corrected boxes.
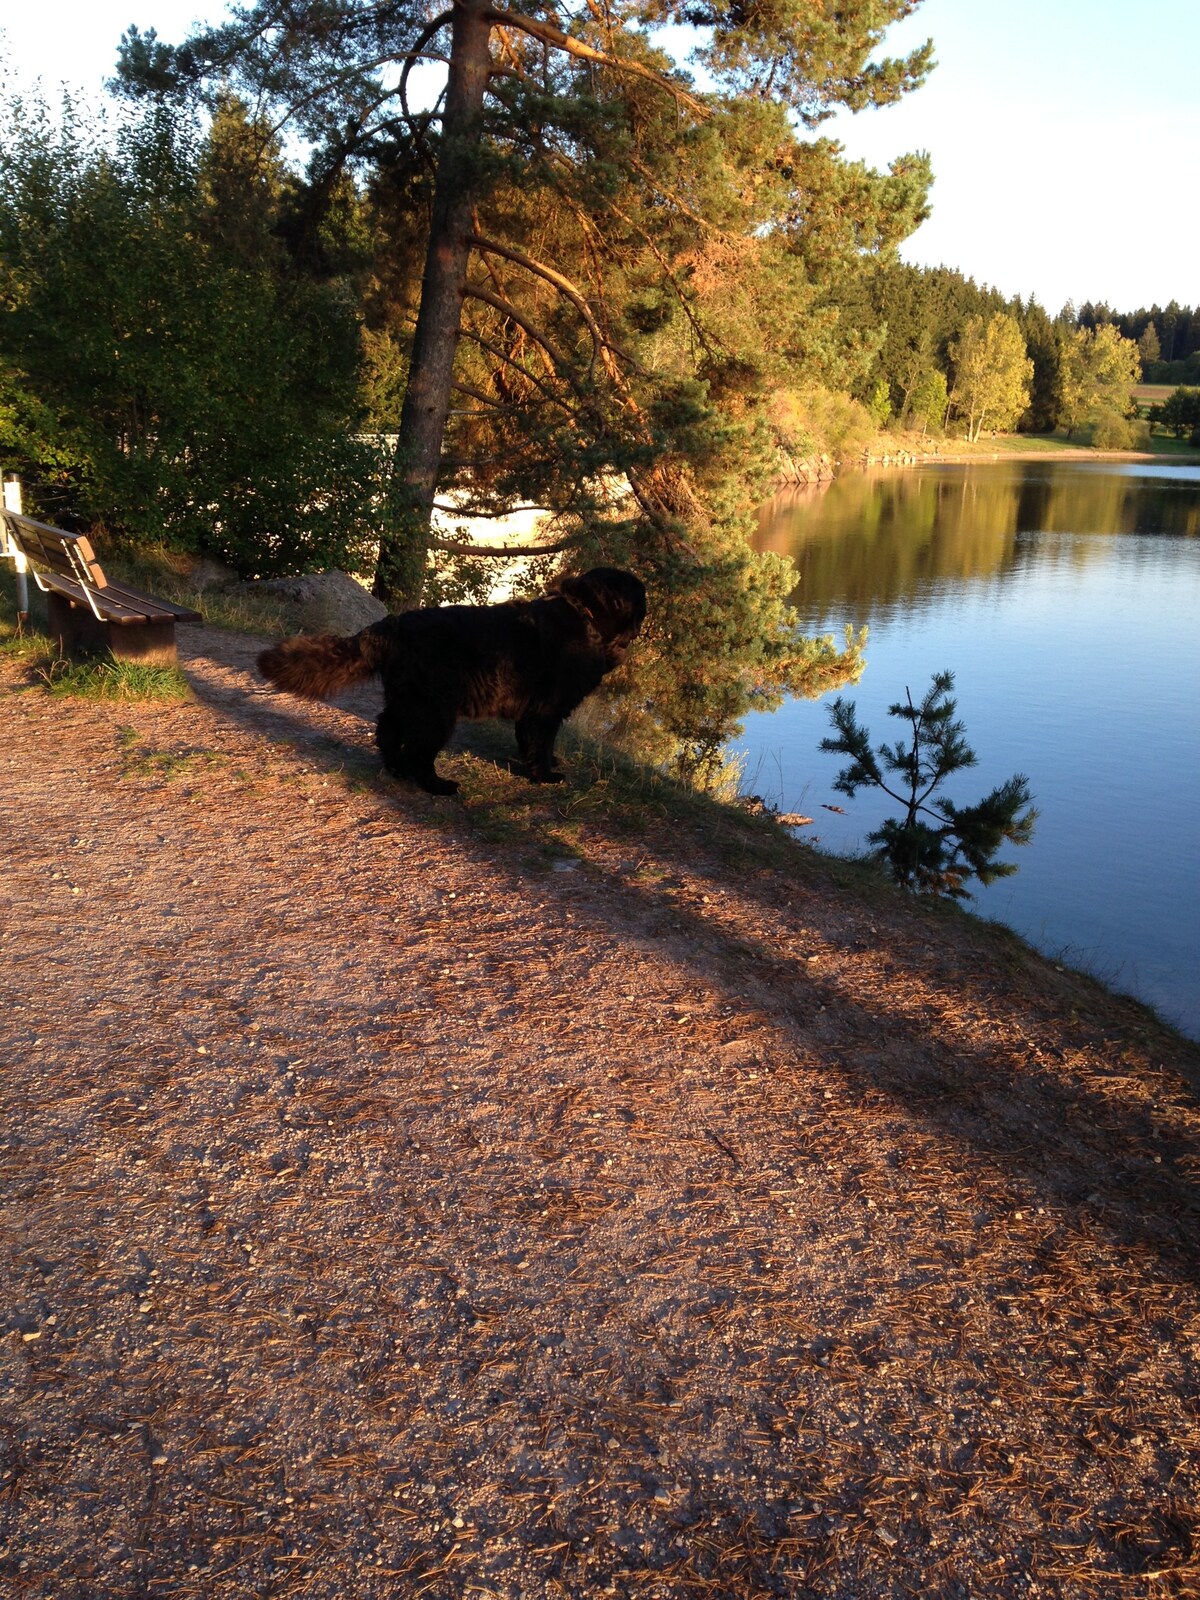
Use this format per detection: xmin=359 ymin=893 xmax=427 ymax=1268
xmin=481 ymin=8 xmax=708 ymax=116
xmin=468 ymin=233 xmax=649 ymax=380
xmin=462 ymin=282 xmax=575 ymax=374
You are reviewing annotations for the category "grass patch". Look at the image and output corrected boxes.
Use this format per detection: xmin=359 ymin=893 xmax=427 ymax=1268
xmin=0 ymin=628 xmax=55 ymax=661
xmin=1142 ymin=434 xmax=1200 ymax=459
xmin=1 ymin=572 xmax=187 ymax=700
xmin=441 ymin=715 xmax=892 ymax=896
xmin=115 ymin=724 xmax=226 ymax=779
xmin=38 ymin=654 xmax=191 ymax=702
xmin=967 ymin=432 xmax=1097 ymax=455
xmin=104 ymin=547 xmax=299 ymax=637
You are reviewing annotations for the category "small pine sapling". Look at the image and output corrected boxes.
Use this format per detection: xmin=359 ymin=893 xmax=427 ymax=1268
xmin=821 ymin=670 xmax=1037 ymax=898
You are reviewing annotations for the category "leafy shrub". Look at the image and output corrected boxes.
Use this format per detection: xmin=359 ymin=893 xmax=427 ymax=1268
xmin=1079 ymin=407 xmax=1150 ymax=450
xmin=0 ymin=93 xmax=378 ymax=576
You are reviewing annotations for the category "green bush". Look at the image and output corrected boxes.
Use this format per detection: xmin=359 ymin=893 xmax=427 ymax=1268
xmin=769 ymin=385 xmax=877 ymax=463
xmin=1079 ymin=407 xmax=1150 ymax=450
xmin=0 ymin=94 xmax=378 ymax=576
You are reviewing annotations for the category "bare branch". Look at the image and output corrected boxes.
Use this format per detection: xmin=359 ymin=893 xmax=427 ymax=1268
xmin=399 ymin=12 xmax=456 ymax=155
xmin=628 ymin=155 xmax=721 ymax=233
xmin=431 ymin=543 xmax=575 ymax=557
xmin=592 ymin=195 xmax=719 ymax=361
xmin=450 ymin=379 xmax=508 ymax=411
xmin=492 ymin=24 xmax=535 ymax=82
xmin=430 ymin=524 xmax=580 ymax=557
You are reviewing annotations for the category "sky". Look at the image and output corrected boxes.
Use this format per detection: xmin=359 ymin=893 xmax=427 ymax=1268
xmin=2 ymin=0 xmax=1196 ymax=317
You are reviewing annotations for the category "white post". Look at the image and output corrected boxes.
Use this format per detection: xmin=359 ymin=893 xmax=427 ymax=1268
xmin=2 ymin=476 xmax=30 ymax=627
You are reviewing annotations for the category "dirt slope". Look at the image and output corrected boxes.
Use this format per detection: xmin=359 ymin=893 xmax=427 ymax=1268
xmin=2 ymin=625 xmax=1198 ymax=1599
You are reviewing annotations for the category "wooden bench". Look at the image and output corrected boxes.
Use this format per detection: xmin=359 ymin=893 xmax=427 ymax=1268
xmin=1 ymin=511 xmax=203 ymax=665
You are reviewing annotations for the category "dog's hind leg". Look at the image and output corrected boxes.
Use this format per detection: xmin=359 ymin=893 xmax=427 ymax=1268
xmin=377 ymin=702 xmax=460 ymax=795
xmin=516 ymin=711 xmax=566 ymax=783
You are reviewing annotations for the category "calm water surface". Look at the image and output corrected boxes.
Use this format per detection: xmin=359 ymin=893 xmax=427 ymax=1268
xmin=741 ymin=460 xmax=1200 ymax=1039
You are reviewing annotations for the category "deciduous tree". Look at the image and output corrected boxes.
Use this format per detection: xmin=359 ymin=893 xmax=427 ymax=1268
xmin=1059 ymin=322 xmax=1141 ymax=438
xmin=948 ymin=312 xmax=1032 ymax=442
xmin=0 ymin=93 xmax=377 ymax=572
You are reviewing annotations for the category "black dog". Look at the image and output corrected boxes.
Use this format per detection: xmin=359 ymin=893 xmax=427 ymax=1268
xmin=257 ymin=568 xmax=646 ymax=794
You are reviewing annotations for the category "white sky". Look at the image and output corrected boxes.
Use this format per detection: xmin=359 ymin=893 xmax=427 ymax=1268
xmin=3 ymin=0 xmax=1197 ymax=316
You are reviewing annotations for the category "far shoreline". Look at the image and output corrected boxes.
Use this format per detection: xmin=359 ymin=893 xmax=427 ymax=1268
xmin=778 ymin=435 xmax=1200 ymax=486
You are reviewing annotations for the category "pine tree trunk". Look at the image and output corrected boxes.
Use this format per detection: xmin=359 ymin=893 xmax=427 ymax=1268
xmin=373 ymin=0 xmax=493 ymax=609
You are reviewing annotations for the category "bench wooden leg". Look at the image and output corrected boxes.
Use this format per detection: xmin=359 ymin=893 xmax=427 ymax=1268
xmin=47 ymin=593 xmax=179 ymax=666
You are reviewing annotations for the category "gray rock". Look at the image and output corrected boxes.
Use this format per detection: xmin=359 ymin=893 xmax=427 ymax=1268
xmin=234 ymin=571 xmax=389 ymax=635
xmin=187 ymin=557 xmax=240 ymax=592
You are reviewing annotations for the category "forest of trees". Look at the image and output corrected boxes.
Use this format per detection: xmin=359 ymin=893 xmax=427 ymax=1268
xmin=1076 ymin=299 xmax=1200 ymax=380
xmin=0 ymin=0 xmax=1191 ymax=781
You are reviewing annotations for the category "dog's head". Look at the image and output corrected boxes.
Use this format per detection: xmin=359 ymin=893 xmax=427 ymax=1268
xmin=553 ymin=568 xmax=647 ymax=662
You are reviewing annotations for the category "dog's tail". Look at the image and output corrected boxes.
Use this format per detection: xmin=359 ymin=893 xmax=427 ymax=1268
xmin=257 ymin=624 xmax=390 ymax=700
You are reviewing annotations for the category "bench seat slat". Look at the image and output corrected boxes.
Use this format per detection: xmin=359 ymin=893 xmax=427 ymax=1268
xmin=33 ymin=572 xmax=156 ymax=623
xmin=98 ymin=579 xmax=203 ymax=623
xmin=32 ymin=571 xmax=196 ymax=626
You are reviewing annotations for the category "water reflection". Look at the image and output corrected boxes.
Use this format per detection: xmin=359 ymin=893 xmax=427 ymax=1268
xmin=757 ymin=462 xmax=1200 ymax=625
xmin=742 ymin=460 xmax=1200 ymax=1040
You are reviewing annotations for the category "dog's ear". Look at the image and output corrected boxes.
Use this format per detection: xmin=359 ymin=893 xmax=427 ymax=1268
xmin=556 ymin=569 xmax=647 ymax=639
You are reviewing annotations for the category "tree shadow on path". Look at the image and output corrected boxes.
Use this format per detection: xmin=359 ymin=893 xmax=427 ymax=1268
xmin=182 ymin=631 xmax=1200 ymax=1295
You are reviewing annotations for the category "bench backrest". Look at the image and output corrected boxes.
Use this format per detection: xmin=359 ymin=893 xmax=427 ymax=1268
xmin=1 ymin=512 xmax=108 ymax=591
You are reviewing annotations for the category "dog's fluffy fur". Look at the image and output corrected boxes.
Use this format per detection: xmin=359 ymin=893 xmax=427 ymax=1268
xmin=257 ymin=567 xmax=646 ymax=795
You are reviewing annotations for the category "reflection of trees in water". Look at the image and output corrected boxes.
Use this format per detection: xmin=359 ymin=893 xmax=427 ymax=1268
xmin=757 ymin=469 xmax=1022 ymax=617
xmin=756 ymin=465 xmax=1200 ymax=618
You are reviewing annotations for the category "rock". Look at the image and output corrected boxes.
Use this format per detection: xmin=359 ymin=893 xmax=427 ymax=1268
xmin=186 ymin=557 xmax=240 ymax=592
xmin=232 ymin=571 xmax=389 ymax=635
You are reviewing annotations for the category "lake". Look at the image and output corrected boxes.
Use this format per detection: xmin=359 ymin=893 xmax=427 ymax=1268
xmin=740 ymin=459 xmax=1200 ymax=1040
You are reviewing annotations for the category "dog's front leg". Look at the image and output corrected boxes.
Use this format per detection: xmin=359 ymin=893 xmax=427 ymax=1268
xmin=516 ymin=712 xmax=565 ymax=783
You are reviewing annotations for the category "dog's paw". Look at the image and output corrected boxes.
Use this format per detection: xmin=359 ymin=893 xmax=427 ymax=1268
xmin=398 ymin=768 xmax=460 ymax=795
xmin=530 ymin=768 xmax=566 ymax=785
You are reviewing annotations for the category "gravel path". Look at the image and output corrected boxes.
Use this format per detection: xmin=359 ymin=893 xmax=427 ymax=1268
xmin=2 ymin=625 xmax=1198 ymax=1599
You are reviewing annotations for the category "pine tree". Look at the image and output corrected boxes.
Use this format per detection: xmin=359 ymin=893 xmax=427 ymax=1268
xmin=821 ymin=671 xmax=1037 ymax=899
xmin=116 ymin=1 xmax=934 ymax=606
xmin=113 ymin=0 xmax=933 ymax=778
